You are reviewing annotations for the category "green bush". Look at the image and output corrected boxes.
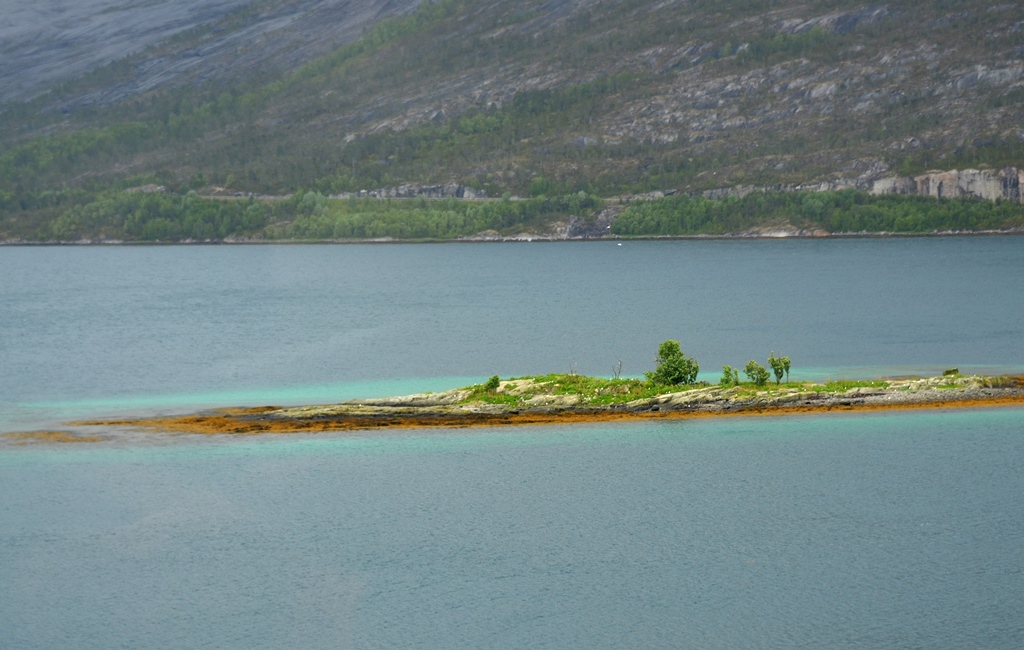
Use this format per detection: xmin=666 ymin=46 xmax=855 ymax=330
xmin=646 ymin=340 xmax=699 ymax=385
xmin=720 ymin=365 xmax=739 ymax=387
xmin=768 ymin=352 xmax=790 ymax=385
xmin=744 ymin=360 xmax=770 ymax=387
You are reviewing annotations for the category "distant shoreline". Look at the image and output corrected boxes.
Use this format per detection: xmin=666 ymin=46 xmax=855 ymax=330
xmin=3 ymin=228 xmax=1023 ymax=246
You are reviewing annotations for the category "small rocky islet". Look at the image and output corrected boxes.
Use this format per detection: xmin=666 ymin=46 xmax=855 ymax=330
xmin=47 ymin=372 xmax=1024 ymax=440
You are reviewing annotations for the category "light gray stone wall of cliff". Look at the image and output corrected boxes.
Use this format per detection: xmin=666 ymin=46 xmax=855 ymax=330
xmin=697 ymin=167 xmax=1023 ymax=204
xmin=869 ymin=167 xmax=1022 ymax=203
xmin=329 ymin=184 xmax=488 ymax=200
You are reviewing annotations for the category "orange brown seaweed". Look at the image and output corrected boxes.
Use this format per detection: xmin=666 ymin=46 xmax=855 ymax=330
xmin=73 ymin=392 xmax=1024 ymax=437
xmin=2 ymin=431 xmax=104 ymax=444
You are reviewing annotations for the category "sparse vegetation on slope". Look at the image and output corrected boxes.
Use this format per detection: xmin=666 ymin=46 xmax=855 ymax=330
xmin=2 ymin=0 xmax=1024 ymax=241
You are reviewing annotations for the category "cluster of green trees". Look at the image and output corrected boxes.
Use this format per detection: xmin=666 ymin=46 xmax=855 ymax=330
xmin=612 ymin=190 xmax=1024 ymax=236
xmin=1 ymin=188 xmax=604 ymax=242
xmin=7 ymin=190 xmax=273 ymax=241
xmin=277 ymin=191 xmax=603 ymax=240
xmin=8 ymin=181 xmax=1024 ymax=242
xmin=646 ymin=340 xmax=792 ymax=389
xmin=0 ymin=123 xmax=155 ymax=192
xmin=722 ymin=353 xmax=790 ymax=388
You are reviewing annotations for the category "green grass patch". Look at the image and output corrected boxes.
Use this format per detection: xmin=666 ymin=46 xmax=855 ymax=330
xmin=458 ymin=373 xmax=713 ymax=407
xmin=810 ymin=380 xmax=890 ymax=393
xmin=534 ymin=374 xmax=710 ymax=405
xmin=449 ymin=372 xmax=1008 ymax=408
xmin=461 ymin=382 xmax=523 ymax=406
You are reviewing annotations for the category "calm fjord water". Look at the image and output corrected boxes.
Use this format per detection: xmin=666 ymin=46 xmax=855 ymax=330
xmin=2 ymin=238 xmax=1023 ymax=426
xmin=2 ymin=238 xmax=1024 ymax=648
xmin=3 ymin=411 xmax=1023 ymax=648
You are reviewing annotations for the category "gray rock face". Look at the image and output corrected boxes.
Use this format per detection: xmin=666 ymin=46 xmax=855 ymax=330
xmin=776 ymin=6 xmax=890 ymax=36
xmin=564 ymin=208 xmax=619 ymax=239
xmin=869 ymin=167 xmax=1023 ymax=203
xmin=347 ymin=389 xmax=471 ymax=407
xmin=1 ymin=0 xmax=424 ymax=104
xmin=689 ymin=167 xmax=1023 ymax=205
xmin=0 ymin=0 xmax=251 ymax=102
xmin=330 ymin=184 xmax=488 ymax=200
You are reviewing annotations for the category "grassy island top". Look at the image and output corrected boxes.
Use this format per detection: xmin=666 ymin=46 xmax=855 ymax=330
xmin=459 ymin=341 xmax=803 ymax=407
xmin=455 ymin=372 xmax=992 ymax=410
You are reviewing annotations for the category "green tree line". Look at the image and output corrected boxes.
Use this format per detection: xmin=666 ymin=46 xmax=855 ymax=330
xmin=41 ymin=191 xmax=272 ymax=241
xmin=612 ymin=190 xmax=1024 ymax=236
xmin=1 ymin=189 xmax=604 ymax=242
xmin=276 ymin=191 xmax=603 ymax=240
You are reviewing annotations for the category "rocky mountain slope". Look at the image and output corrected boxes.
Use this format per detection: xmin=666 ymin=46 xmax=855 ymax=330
xmin=1 ymin=0 xmax=250 ymax=102
xmin=0 ymin=0 xmax=423 ymax=104
xmin=2 ymin=0 xmax=1023 ymax=241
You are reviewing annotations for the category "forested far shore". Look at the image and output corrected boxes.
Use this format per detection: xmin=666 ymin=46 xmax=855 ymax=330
xmin=611 ymin=190 xmax=1024 ymax=237
xmin=3 ymin=187 xmax=1024 ymax=243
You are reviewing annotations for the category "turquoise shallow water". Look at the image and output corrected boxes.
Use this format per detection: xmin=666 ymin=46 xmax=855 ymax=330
xmin=0 ymin=376 xmax=481 ymax=434
xmin=2 ymin=409 xmax=1023 ymax=648
xmin=2 ymin=239 xmax=1024 ymax=647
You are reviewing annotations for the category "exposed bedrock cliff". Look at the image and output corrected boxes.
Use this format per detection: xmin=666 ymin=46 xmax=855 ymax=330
xmin=870 ymin=167 xmax=1023 ymax=202
xmin=329 ymin=183 xmax=488 ymax=200
xmin=695 ymin=167 xmax=1023 ymax=204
